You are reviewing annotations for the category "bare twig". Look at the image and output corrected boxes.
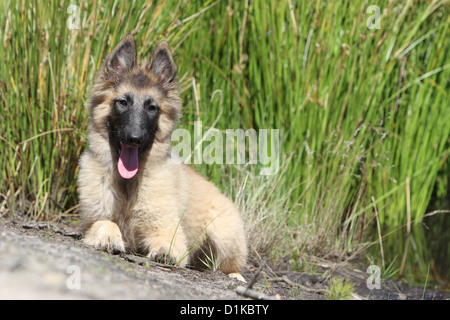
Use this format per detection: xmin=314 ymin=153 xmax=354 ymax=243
xmin=269 ymin=276 xmax=326 ymax=294
xmin=235 ymin=286 xmax=280 ymax=300
xmin=247 ymin=258 xmax=267 ymax=289
xmin=235 ymin=258 xmax=280 ymax=300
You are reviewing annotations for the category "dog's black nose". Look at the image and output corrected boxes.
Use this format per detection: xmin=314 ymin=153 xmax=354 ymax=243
xmin=124 ymin=132 xmax=145 ymax=146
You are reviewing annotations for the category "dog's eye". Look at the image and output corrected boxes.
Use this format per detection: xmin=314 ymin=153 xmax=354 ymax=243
xmin=145 ymin=103 xmax=159 ymax=112
xmin=118 ymin=99 xmax=128 ymax=107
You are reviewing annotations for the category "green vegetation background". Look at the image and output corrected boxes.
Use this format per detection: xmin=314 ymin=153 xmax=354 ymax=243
xmin=0 ymin=0 xmax=448 ymax=284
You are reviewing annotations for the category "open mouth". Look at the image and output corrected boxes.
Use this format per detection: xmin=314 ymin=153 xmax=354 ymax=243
xmin=117 ymin=143 xmax=139 ymax=179
xmin=111 ymin=130 xmax=148 ymax=180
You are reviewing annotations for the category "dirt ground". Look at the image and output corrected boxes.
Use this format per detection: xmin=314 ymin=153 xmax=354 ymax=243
xmin=0 ymin=218 xmax=448 ymax=300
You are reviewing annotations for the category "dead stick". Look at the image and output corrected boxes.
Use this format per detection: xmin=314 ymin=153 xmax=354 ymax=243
xmin=247 ymin=258 xmax=267 ymax=290
xmin=236 ymin=258 xmax=280 ymax=300
xmin=236 ymin=286 xmax=280 ymax=300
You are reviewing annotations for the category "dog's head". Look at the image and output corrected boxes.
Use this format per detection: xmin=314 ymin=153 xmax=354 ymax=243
xmin=89 ymin=35 xmax=181 ymax=179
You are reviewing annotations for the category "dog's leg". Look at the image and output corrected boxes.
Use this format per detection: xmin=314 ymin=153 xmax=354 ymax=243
xmin=84 ymin=220 xmax=125 ymax=254
xmin=203 ymin=209 xmax=248 ymax=275
xmin=146 ymin=226 xmax=189 ymax=267
xmin=191 ymin=236 xmax=247 ymax=282
xmin=79 ymin=153 xmax=126 ymax=254
xmin=136 ymin=213 xmax=189 ymax=267
xmin=208 ymin=234 xmax=247 ymax=275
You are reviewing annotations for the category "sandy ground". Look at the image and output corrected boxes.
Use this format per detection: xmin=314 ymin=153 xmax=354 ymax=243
xmin=0 ymin=222 xmax=245 ymax=299
xmin=0 ymin=219 xmax=448 ymax=300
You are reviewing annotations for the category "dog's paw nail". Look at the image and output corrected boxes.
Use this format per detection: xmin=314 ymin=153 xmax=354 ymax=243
xmin=228 ymin=272 xmax=246 ymax=283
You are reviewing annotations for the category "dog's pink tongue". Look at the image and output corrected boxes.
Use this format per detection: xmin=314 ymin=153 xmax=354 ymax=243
xmin=118 ymin=144 xmax=139 ymax=179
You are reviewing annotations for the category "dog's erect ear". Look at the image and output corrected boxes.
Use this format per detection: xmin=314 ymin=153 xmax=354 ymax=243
xmin=102 ymin=34 xmax=136 ymax=81
xmin=146 ymin=42 xmax=178 ymax=87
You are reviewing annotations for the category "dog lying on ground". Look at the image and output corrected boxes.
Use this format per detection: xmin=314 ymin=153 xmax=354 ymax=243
xmin=77 ymin=34 xmax=247 ymax=276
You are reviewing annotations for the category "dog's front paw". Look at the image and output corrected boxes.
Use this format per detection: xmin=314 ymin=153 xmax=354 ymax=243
xmin=148 ymin=245 xmax=188 ymax=267
xmin=84 ymin=220 xmax=125 ymax=254
xmin=148 ymin=247 xmax=174 ymax=264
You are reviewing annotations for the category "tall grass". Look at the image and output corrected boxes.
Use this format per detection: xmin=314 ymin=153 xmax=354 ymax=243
xmin=0 ymin=0 xmax=448 ymax=282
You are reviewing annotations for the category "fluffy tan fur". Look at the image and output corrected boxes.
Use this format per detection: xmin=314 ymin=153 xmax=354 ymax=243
xmin=78 ymin=35 xmax=247 ymax=274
